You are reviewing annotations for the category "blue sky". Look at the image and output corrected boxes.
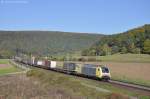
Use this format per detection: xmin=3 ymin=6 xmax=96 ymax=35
xmin=0 ymin=0 xmax=150 ymax=34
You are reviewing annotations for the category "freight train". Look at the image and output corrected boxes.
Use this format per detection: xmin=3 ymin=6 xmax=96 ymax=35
xmin=14 ymin=56 xmax=111 ymax=81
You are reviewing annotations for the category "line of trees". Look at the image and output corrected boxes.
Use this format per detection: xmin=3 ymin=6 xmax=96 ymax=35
xmin=0 ymin=31 xmax=103 ymax=58
xmin=82 ymin=24 xmax=150 ymax=56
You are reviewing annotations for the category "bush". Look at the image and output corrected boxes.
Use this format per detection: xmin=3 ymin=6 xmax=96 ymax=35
xmin=132 ymin=48 xmax=141 ymax=54
xmin=121 ymin=47 xmax=127 ymax=54
xmin=143 ymin=39 xmax=150 ymax=54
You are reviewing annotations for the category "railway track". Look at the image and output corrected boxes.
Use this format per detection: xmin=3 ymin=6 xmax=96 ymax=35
xmin=109 ymin=80 xmax=150 ymax=92
xmin=12 ymin=60 xmax=150 ymax=94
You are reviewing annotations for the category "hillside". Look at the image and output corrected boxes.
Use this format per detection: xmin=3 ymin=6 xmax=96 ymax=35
xmin=0 ymin=31 xmax=104 ymax=58
xmin=82 ymin=24 xmax=150 ymax=56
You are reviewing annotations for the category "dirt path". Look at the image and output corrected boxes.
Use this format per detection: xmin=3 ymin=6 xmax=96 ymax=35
xmin=0 ymin=64 xmax=11 ymax=68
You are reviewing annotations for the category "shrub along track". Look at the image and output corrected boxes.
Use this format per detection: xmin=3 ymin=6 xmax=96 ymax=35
xmin=13 ymin=60 xmax=150 ymax=96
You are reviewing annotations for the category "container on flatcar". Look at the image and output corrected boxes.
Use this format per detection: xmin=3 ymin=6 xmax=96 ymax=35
xmin=43 ymin=60 xmax=56 ymax=68
xmin=50 ymin=61 xmax=57 ymax=68
xmin=31 ymin=57 xmax=35 ymax=65
xmin=63 ymin=62 xmax=76 ymax=72
xmin=34 ymin=58 xmax=38 ymax=66
xmin=34 ymin=59 xmax=56 ymax=69
xmin=37 ymin=60 xmax=44 ymax=66
xmin=45 ymin=60 xmax=50 ymax=67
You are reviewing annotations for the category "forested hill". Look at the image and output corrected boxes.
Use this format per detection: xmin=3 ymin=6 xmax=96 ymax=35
xmin=82 ymin=24 xmax=150 ymax=56
xmin=0 ymin=31 xmax=104 ymax=58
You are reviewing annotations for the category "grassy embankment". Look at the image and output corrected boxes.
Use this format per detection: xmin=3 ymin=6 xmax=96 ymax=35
xmin=27 ymin=68 xmax=150 ymax=99
xmin=0 ymin=59 xmax=21 ymax=75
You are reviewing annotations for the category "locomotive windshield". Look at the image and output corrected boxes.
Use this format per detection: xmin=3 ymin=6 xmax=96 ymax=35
xmin=101 ymin=67 xmax=109 ymax=73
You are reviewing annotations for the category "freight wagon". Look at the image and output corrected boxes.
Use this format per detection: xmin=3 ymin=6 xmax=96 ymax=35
xmin=63 ymin=62 xmax=76 ymax=73
xmin=35 ymin=60 xmax=57 ymax=69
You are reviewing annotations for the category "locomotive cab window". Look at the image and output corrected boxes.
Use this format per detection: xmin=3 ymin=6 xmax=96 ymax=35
xmin=102 ymin=67 xmax=109 ymax=73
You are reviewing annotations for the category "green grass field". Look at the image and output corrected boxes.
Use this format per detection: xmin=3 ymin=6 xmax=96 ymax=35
xmin=98 ymin=54 xmax=150 ymax=62
xmin=0 ymin=67 xmax=21 ymax=75
xmin=0 ymin=59 xmax=10 ymax=64
xmin=0 ymin=59 xmax=21 ymax=75
xmin=67 ymin=53 xmax=150 ymax=63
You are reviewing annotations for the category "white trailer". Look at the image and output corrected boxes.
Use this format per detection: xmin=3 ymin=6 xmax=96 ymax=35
xmin=37 ymin=60 xmax=43 ymax=66
xmin=50 ymin=61 xmax=57 ymax=68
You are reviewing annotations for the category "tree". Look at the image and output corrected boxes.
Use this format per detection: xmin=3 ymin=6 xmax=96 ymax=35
xmin=0 ymin=50 xmax=14 ymax=58
xmin=89 ymin=49 xmax=96 ymax=56
xmin=132 ymin=48 xmax=141 ymax=54
xmin=111 ymin=46 xmax=119 ymax=54
xmin=143 ymin=39 xmax=150 ymax=54
xmin=128 ymin=42 xmax=135 ymax=53
xmin=101 ymin=44 xmax=112 ymax=56
xmin=121 ymin=47 xmax=127 ymax=54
